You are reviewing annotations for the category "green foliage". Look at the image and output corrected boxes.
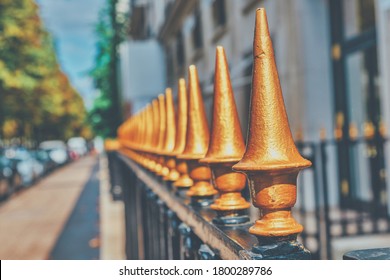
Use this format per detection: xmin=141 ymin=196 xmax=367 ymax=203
xmin=88 ymin=0 xmax=124 ymax=139
xmin=0 ymin=0 xmax=90 ymax=143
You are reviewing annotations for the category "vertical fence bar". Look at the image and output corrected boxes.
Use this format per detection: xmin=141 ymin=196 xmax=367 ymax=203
xmin=320 ymin=139 xmax=332 ymax=260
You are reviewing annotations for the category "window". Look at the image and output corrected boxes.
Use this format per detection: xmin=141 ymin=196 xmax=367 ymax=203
xmin=166 ymin=46 xmax=175 ymax=86
xmin=192 ymin=9 xmax=203 ymax=50
xmin=176 ymin=31 xmax=185 ymax=67
xmin=343 ymin=0 xmax=376 ymax=39
xmin=329 ymin=0 xmax=385 ymax=212
xmin=212 ymin=0 xmax=226 ymax=28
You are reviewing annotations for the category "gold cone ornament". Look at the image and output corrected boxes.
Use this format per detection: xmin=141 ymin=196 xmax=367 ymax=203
xmin=161 ymin=88 xmax=176 ymax=179
xmin=200 ymin=46 xmax=250 ymax=217
xmin=144 ymin=104 xmax=155 ymax=170
xmin=233 ymin=9 xmax=311 ymax=238
xmin=139 ymin=109 xmax=148 ymax=167
xmin=177 ymin=65 xmax=217 ymax=198
xmin=173 ymin=79 xmax=193 ymax=187
xmin=146 ymin=99 xmax=160 ymax=172
xmin=104 ymin=139 xmax=121 ymax=152
xmin=154 ymin=94 xmax=166 ymax=175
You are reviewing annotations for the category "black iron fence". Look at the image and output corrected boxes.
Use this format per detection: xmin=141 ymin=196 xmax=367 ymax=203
xmin=107 ymin=134 xmax=390 ymax=260
xmin=295 ymin=134 xmax=390 ymax=259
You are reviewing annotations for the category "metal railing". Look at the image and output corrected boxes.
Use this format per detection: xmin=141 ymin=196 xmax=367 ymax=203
xmin=295 ymin=136 xmax=390 ymax=259
xmin=108 ymin=8 xmax=390 ymax=260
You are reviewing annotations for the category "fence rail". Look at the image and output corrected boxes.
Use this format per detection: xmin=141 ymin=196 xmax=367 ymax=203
xmin=294 ymin=136 xmax=390 ymax=259
xmin=110 ymin=151 xmax=311 ymax=260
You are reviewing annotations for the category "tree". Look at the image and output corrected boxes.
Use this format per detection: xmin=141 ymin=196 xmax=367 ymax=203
xmin=88 ymin=0 xmax=125 ymax=139
xmin=0 ymin=0 xmax=90 ymax=143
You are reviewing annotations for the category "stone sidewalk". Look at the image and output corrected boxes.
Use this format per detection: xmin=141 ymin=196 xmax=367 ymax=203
xmin=0 ymin=155 xmax=125 ymax=260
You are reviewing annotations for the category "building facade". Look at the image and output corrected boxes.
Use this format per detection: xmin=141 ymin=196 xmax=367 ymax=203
xmin=126 ymin=0 xmax=389 ymax=141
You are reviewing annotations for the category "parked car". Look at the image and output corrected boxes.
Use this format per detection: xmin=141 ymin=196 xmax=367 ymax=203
xmin=67 ymin=137 xmax=88 ymax=158
xmin=39 ymin=140 xmax=69 ymax=165
xmin=5 ymin=148 xmax=44 ymax=186
xmin=31 ymin=149 xmax=56 ymax=174
xmin=0 ymin=155 xmax=14 ymax=200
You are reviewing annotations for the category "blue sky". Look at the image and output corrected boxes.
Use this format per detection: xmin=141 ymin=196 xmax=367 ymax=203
xmin=36 ymin=0 xmax=106 ymax=109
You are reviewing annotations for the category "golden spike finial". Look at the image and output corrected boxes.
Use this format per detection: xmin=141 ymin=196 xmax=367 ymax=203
xmin=364 ymin=121 xmax=375 ymax=139
xmin=138 ymin=109 xmax=147 ymax=166
xmin=349 ymin=122 xmax=359 ymax=140
xmin=181 ymin=65 xmax=210 ymax=159
xmin=143 ymin=104 xmax=154 ymax=170
xmin=178 ymin=65 xmax=217 ymax=198
xmin=141 ymin=108 xmax=147 ymax=147
xmin=161 ymin=88 xmax=176 ymax=179
xmin=173 ymin=78 xmax=193 ymax=187
xmin=233 ymin=8 xmax=311 ymax=239
xmin=155 ymin=94 xmax=167 ymax=175
xmin=173 ymin=79 xmax=189 ymax=155
xmin=162 ymin=88 xmax=176 ymax=153
xmin=104 ymin=138 xmax=121 ymax=151
xmin=151 ymin=99 xmax=160 ymax=150
xmin=334 ymin=112 xmax=344 ymax=140
xmin=157 ymin=94 xmax=167 ymax=153
xmin=133 ymin=115 xmax=139 ymax=147
xmin=334 ymin=127 xmax=343 ymax=140
xmin=200 ymin=46 xmax=250 ymax=219
xmin=145 ymin=104 xmax=154 ymax=149
xmin=147 ymin=99 xmax=160 ymax=171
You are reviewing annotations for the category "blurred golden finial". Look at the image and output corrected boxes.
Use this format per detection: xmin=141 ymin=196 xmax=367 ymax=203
xmin=173 ymin=78 xmax=193 ymax=187
xmin=161 ymin=88 xmax=176 ymax=179
xmin=363 ymin=121 xmax=375 ymax=139
xmin=349 ymin=122 xmax=359 ymax=141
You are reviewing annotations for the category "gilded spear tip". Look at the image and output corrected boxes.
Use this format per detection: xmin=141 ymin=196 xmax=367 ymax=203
xmin=178 ymin=65 xmax=210 ymax=159
xmin=178 ymin=78 xmax=186 ymax=91
xmin=200 ymin=46 xmax=249 ymax=215
xmin=201 ymin=46 xmax=245 ymax=163
xmin=233 ymin=8 xmax=311 ymax=172
xmin=253 ymin=8 xmax=273 ymax=58
xmin=157 ymin=94 xmax=166 ymax=154
xmin=172 ymin=78 xmax=188 ymax=155
xmin=162 ymin=87 xmax=176 ymax=154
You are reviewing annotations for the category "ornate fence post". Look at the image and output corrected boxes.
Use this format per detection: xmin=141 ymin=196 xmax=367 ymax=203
xmin=200 ymin=46 xmax=250 ymax=224
xmin=150 ymin=99 xmax=161 ymax=173
xmin=155 ymin=94 xmax=166 ymax=177
xmin=144 ymin=104 xmax=156 ymax=171
xmin=161 ymin=88 xmax=178 ymax=182
xmin=173 ymin=78 xmax=194 ymax=191
xmin=177 ymin=65 xmax=217 ymax=205
xmin=233 ymin=8 xmax=311 ymax=259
